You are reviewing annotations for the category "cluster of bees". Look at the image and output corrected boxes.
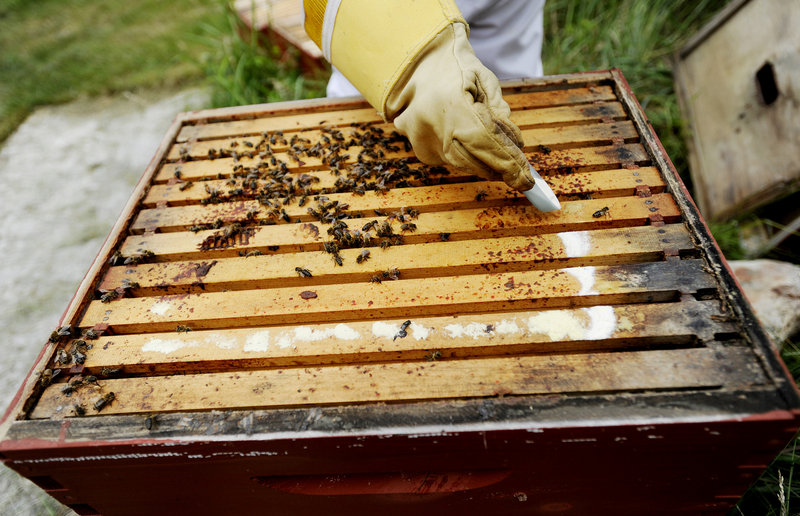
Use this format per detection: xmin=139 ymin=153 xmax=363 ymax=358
xmin=186 ymin=123 xmax=452 ymax=268
xmin=40 ymin=325 xmax=120 ymax=416
xmin=48 ymin=325 xmax=97 ymax=365
xmin=108 ymin=249 xmax=155 ymax=266
xmin=183 ymin=124 xmax=442 ymax=211
xmin=98 ymin=278 xmax=139 ymax=303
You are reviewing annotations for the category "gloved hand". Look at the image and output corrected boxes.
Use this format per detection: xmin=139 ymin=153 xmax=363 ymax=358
xmin=386 ymin=23 xmax=534 ymax=191
xmin=303 ymin=0 xmax=534 ymax=191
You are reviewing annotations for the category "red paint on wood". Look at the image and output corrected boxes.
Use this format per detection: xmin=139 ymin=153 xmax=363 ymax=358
xmin=255 ymin=470 xmax=511 ymax=495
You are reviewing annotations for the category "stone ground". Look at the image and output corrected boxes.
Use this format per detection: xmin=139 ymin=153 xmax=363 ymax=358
xmin=0 ymin=86 xmax=798 ymax=514
xmin=0 ymin=87 xmax=208 ymax=516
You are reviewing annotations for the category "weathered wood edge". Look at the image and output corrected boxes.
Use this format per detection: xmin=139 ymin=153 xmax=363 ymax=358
xmin=0 ymin=113 xmax=191 ymax=439
xmin=608 ymin=68 xmax=800 ymax=410
xmin=676 ymin=0 xmax=751 ymax=59
xmin=671 ymin=41 xmax=711 ymax=216
xmin=177 ymin=70 xmax=616 ymax=125
xmin=716 ymin=178 xmax=800 ymax=223
xmin=1 ymin=389 xmax=795 ymax=447
xmin=181 ymin=95 xmax=372 ymax=124
xmin=499 ymin=70 xmax=615 ymax=94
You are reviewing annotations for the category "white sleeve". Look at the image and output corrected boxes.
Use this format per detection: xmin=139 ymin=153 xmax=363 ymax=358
xmin=454 ymin=0 xmax=545 ymax=80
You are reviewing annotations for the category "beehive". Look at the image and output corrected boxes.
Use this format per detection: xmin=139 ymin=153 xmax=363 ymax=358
xmin=1 ymin=70 xmax=798 ymax=515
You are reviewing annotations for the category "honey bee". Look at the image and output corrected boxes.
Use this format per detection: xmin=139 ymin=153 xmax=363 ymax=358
xmin=295 ymin=267 xmax=313 ymax=277
xmin=426 ymin=350 xmax=442 ymax=361
xmin=393 ymin=320 xmax=411 ymax=341
xmin=55 ymin=349 xmax=70 ymax=365
xmin=71 ymin=349 xmax=86 ymax=365
xmin=94 ymin=392 xmax=116 ymax=412
xmin=381 ymin=267 xmax=400 ymax=281
xmin=176 ymin=325 xmax=193 ymax=333
xmin=121 ymin=279 xmax=139 ymax=290
xmin=108 ymin=250 xmax=124 ymax=266
xmin=49 ymin=325 xmax=73 ymax=342
xmin=40 ymin=368 xmax=60 ymax=387
xmin=99 ymin=289 xmax=119 ymax=303
xmin=400 ymin=223 xmax=417 ymax=232
xmin=99 ymin=367 xmax=122 ymax=377
xmin=592 ymin=206 xmax=610 ymax=218
xmin=475 ymin=190 xmax=488 ymax=201
xmin=73 ymin=404 xmax=86 ymax=417
xmin=377 ymin=221 xmax=393 ymax=238
xmin=356 ymin=250 xmax=371 ymax=264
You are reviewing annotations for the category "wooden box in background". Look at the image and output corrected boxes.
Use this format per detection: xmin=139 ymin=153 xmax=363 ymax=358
xmin=0 ymin=70 xmax=797 ymax=515
xmin=674 ymin=0 xmax=800 ymax=221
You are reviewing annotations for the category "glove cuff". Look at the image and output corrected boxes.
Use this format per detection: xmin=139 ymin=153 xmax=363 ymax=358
xmin=304 ymin=0 xmax=465 ymax=118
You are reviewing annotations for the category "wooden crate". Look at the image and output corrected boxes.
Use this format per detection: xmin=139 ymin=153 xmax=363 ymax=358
xmin=673 ymin=0 xmax=800 ymax=221
xmin=1 ymin=70 xmax=797 ymax=515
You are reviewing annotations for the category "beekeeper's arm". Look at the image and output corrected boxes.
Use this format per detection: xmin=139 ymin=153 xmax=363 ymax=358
xmin=303 ymin=0 xmax=534 ymax=191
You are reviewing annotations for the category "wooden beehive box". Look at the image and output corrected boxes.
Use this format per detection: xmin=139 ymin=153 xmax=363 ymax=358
xmin=674 ymin=0 xmax=800 ymax=221
xmin=1 ymin=70 xmax=798 ymax=515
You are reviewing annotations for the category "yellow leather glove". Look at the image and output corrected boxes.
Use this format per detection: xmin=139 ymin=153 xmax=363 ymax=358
xmin=303 ymin=0 xmax=534 ymax=191
xmin=386 ymin=22 xmax=533 ymax=191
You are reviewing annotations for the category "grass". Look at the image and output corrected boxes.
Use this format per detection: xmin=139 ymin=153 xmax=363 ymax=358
xmin=733 ymin=338 xmax=800 ymax=516
xmin=709 ymin=220 xmax=747 ymax=260
xmin=0 ymin=0 xmax=328 ymax=144
xmin=0 ymin=0 xmax=225 ymax=143
xmin=187 ymin=2 xmax=327 ymax=108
